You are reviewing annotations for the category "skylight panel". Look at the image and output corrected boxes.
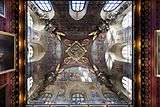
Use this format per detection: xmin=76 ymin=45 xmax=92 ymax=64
xmin=71 ymin=1 xmax=86 ymax=12
xmin=0 ymin=0 xmax=5 ymax=16
xmin=33 ymin=1 xmax=52 ymax=12
xmin=104 ymin=1 xmax=122 ymax=12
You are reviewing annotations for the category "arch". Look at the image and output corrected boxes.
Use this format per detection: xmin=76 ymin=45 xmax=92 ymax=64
xmin=69 ymin=1 xmax=88 ymax=20
xmin=29 ymin=1 xmax=55 ymax=20
xmin=100 ymin=1 xmax=123 ymax=20
xmin=71 ymin=1 xmax=86 ymax=12
xmin=27 ymin=43 xmax=45 ymax=62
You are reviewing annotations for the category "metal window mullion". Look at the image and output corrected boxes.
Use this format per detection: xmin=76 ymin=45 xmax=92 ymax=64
xmin=79 ymin=3 xmax=82 ymax=11
xmin=37 ymin=1 xmax=45 ymax=11
xmin=105 ymin=3 xmax=111 ymax=11
xmin=41 ymin=1 xmax=48 ymax=11
xmin=40 ymin=1 xmax=47 ymax=11
xmin=44 ymin=2 xmax=50 ymax=11
xmin=44 ymin=2 xmax=51 ymax=11
xmin=108 ymin=3 xmax=114 ymax=11
xmin=75 ymin=2 xmax=78 ymax=11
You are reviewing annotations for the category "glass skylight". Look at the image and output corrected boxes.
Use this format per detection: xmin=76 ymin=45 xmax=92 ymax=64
xmin=104 ymin=1 xmax=122 ymax=12
xmin=71 ymin=1 xmax=86 ymax=12
xmin=0 ymin=0 xmax=5 ymax=16
xmin=32 ymin=1 xmax=52 ymax=12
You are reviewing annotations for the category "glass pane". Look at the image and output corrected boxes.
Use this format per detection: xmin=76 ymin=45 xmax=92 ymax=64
xmin=71 ymin=1 xmax=85 ymax=12
xmin=0 ymin=0 xmax=4 ymax=16
xmin=33 ymin=1 xmax=52 ymax=12
xmin=104 ymin=1 xmax=122 ymax=11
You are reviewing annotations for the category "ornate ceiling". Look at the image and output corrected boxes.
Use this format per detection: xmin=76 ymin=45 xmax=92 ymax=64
xmin=27 ymin=0 xmax=133 ymax=105
xmin=51 ymin=1 xmax=105 ymax=40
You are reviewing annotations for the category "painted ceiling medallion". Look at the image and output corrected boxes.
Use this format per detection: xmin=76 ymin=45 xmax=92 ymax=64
xmin=66 ymin=41 xmax=87 ymax=61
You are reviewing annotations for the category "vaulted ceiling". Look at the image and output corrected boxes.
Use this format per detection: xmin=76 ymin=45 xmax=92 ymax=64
xmin=27 ymin=0 xmax=133 ymax=105
xmin=51 ymin=1 xmax=105 ymax=40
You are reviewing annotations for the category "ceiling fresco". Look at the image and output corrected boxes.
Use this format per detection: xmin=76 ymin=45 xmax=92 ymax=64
xmin=26 ymin=0 xmax=133 ymax=105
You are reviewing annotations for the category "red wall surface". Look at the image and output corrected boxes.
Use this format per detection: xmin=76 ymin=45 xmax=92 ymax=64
xmin=0 ymin=73 xmax=13 ymax=107
xmin=0 ymin=0 xmax=16 ymax=107
xmin=0 ymin=0 xmax=16 ymax=33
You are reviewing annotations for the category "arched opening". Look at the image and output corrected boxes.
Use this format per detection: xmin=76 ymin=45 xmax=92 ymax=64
xmin=69 ymin=1 xmax=88 ymax=20
xmin=71 ymin=1 xmax=85 ymax=12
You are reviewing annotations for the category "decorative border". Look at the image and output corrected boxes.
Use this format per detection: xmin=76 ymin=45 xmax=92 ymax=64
xmin=18 ymin=0 xmax=25 ymax=107
xmin=134 ymin=0 xmax=141 ymax=106
xmin=141 ymin=0 xmax=154 ymax=106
